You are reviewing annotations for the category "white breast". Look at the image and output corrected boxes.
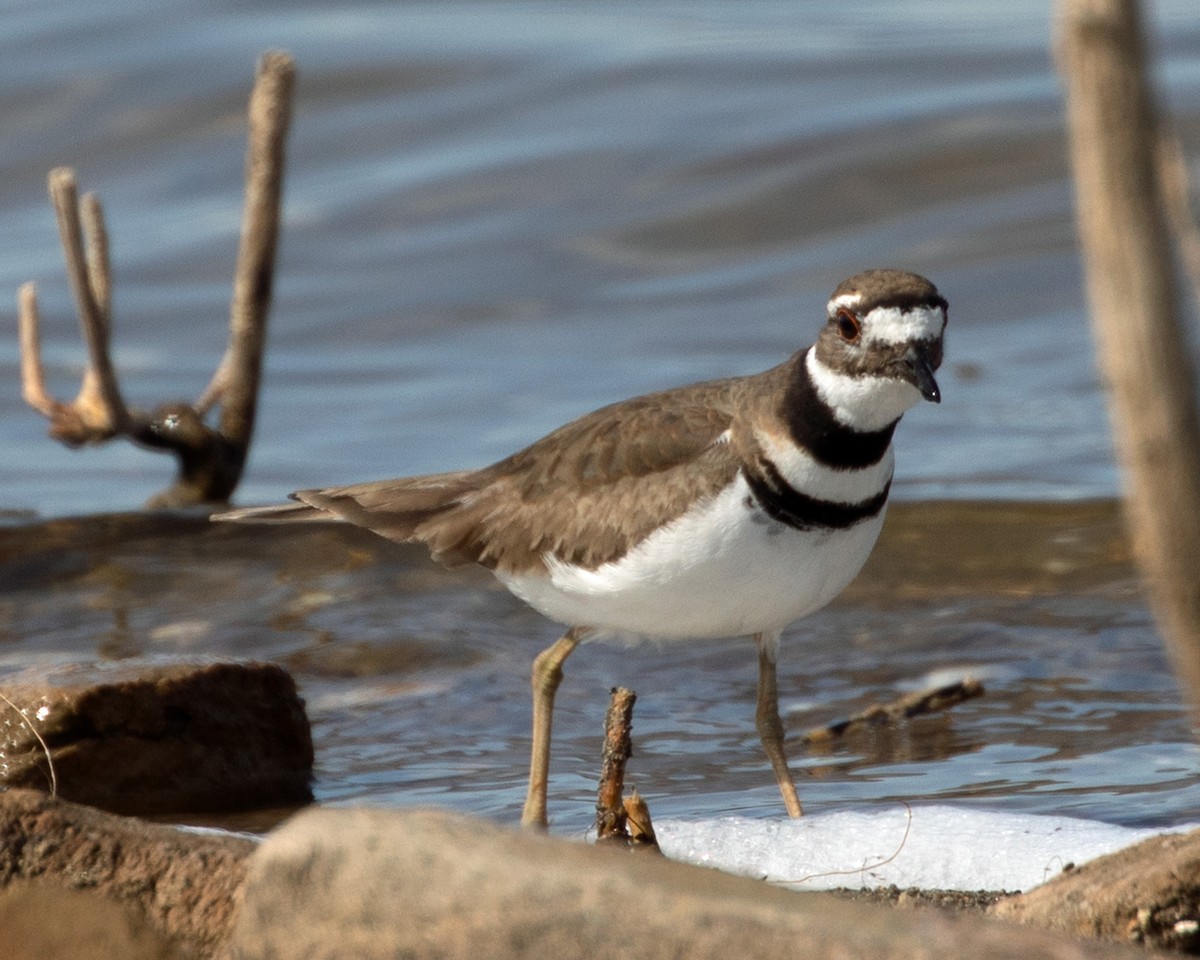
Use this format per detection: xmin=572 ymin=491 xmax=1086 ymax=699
xmin=754 ymin=427 xmax=894 ymax=504
xmin=495 ymin=474 xmax=886 ymax=642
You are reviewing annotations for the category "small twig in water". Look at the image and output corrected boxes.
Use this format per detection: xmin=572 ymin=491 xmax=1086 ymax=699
xmin=801 ymin=679 xmax=984 ymax=744
xmin=0 ymin=692 xmax=57 ymax=797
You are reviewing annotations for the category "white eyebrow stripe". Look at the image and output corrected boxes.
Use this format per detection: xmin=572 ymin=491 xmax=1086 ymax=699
xmin=859 ymin=304 xmax=945 ymax=346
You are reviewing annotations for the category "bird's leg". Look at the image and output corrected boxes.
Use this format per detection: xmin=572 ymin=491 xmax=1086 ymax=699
xmin=754 ymin=631 xmax=804 ymax=817
xmin=521 ymin=627 xmax=582 ymax=828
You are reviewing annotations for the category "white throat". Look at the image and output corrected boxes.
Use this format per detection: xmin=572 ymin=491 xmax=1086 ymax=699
xmin=805 ymin=348 xmax=923 ymax=432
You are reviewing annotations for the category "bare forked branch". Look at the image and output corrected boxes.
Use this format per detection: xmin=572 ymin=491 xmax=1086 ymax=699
xmin=16 ymin=51 xmax=296 ymax=507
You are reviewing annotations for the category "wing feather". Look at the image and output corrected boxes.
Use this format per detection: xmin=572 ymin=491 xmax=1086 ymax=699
xmin=220 ymin=371 xmax=768 ymax=573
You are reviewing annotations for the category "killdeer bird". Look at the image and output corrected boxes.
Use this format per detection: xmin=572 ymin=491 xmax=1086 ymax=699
xmin=217 ymin=268 xmax=947 ymax=827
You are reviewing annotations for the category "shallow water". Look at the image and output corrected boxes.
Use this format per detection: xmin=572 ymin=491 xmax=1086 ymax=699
xmin=1 ymin=2 xmax=1199 ymax=834
xmin=2 ymin=502 xmax=1196 ymax=835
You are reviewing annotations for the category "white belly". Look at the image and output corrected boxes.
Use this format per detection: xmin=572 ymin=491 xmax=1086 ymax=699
xmin=495 ymin=475 xmax=885 ymax=641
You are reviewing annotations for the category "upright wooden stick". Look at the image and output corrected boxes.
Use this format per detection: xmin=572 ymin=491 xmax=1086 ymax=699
xmin=595 ymin=687 xmax=636 ymax=843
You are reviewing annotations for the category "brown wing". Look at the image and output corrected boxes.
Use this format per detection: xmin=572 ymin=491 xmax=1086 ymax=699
xmin=451 ymin=377 xmax=744 ymax=571
xmin=293 ymin=375 xmax=748 ymax=573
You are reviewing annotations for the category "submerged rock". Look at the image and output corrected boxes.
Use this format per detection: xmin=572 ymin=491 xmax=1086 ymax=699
xmin=0 ymin=659 xmax=313 ymax=814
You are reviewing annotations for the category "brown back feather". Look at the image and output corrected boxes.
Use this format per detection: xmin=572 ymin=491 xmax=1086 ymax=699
xmin=290 ymin=368 xmax=788 ymax=573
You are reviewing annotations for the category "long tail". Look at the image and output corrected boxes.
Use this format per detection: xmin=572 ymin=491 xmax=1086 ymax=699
xmin=211 ymin=501 xmax=332 ymax=523
xmin=212 ymin=470 xmax=483 ymax=558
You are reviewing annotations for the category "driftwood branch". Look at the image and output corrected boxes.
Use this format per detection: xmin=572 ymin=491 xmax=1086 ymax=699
xmin=16 ymin=51 xmax=295 ymax=508
xmin=801 ymin=678 xmax=984 ymax=744
xmin=1057 ymin=0 xmax=1200 ymax=722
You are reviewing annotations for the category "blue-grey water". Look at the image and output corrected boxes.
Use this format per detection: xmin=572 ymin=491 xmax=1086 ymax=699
xmin=1 ymin=1 xmax=1199 ymax=837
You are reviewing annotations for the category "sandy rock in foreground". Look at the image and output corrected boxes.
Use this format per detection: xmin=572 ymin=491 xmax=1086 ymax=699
xmin=993 ymin=827 xmax=1200 ymax=954
xmin=0 ymin=659 xmax=313 ymax=814
xmin=0 ymin=789 xmax=254 ymax=959
xmin=0 ymin=881 xmax=180 ymax=960
xmin=227 ymin=806 xmax=1160 ymax=960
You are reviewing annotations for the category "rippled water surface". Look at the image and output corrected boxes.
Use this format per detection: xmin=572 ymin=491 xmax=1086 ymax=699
xmin=2 ymin=503 xmax=1196 ymax=834
xmin=1 ymin=2 xmax=1199 ymax=833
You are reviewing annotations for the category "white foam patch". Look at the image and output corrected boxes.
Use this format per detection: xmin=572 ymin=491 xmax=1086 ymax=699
xmin=654 ymin=806 xmax=1196 ymax=892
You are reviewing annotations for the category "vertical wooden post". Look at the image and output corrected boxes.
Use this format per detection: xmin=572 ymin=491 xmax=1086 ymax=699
xmin=1058 ymin=0 xmax=1200 ymax=720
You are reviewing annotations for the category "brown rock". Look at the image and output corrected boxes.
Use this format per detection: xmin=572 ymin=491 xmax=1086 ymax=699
xmin=227 ymin=806 xmax=1156 ymax=960
xmin=0 ymin=659 xmax=313 ymax=814
xmin=0 ymin=789 xmax=254 ymax=958
xmin=993 ymin=827 xmax=1200 ymax=954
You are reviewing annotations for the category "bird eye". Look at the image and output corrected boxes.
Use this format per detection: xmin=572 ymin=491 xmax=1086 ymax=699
xmin=835 ymin=307 xmax=861 ymax=343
